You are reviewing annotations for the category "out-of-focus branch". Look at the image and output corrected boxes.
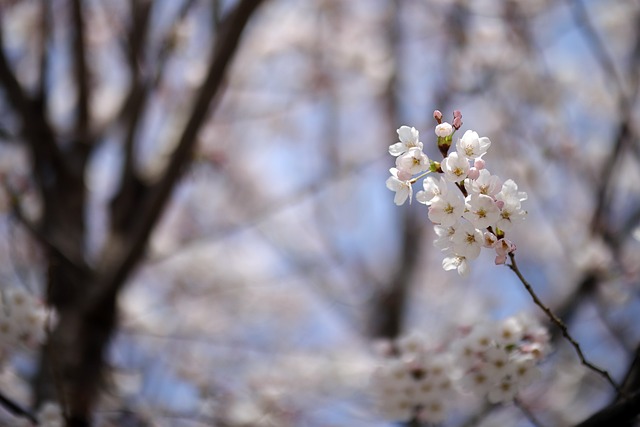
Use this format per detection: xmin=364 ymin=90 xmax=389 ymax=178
xmin=109 ymin=0 xmax=153 ymax=232
xmin=37 ymin=0 xmax=51 ymax=103
xmin=92 ymin=0 xmax=266 ymax=307
xmin=0 ymin=389 xmax=38 ymax=425
xmin=71 ymin=0 xmax=91 ymax=148
xmin=618 ymin=345 xmax=640 ymax=401
xmin=4 ymin=184 xmax=82 ymax=273
xmin=574 ymin=390 xmax=640 ymax=427
xmin=0 ymin=28 xmax=66 ymax=183
xmin=589 ymin=117 xmax=632 ymax=237
xmin=369 ymin=0 xmax=419 ymax=339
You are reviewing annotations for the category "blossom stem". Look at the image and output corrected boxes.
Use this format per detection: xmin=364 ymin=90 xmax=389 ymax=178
xmin=409 ymin=170 xmax=432 ymax=184
xmin=507 ymin=253 xmax=621 ymax=393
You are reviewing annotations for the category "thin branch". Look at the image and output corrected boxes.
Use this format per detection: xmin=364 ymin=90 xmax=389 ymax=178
xmin=507 ymin=253 xmax=620 ymax=393
xmin=0 ymin=390 xmax=38 ymax=424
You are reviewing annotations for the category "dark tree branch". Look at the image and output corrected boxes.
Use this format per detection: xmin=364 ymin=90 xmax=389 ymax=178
xmin=0 ymin=28 xmax=66 ymax=185
xmin=37 ymin=0 xmax=52 ymax=104
xmin=574 ymin=390 xmax=640 ymax=427
xmin=71 ymin=0 xmax=91 ymax=147
xmin=618 ymin=345 xmax=640 ymax=400
xmin=109 ymin=0 xmax=153 ymax=233
xmin=4 ymin=183 xmax=83 ymax=273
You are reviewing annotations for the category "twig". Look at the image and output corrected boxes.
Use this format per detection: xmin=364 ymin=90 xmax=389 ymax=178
xmin=514 ymin=397 xmax=546 ymax=427
xmin=507 ymin=253 xmax=620 ymax=393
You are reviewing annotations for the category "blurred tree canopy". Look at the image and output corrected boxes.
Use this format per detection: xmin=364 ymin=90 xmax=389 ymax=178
xmin=0 ymin=0 xmax=639 ymax=426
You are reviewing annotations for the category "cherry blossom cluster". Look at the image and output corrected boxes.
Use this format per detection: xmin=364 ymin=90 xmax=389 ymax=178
xmin=0 ymin=287 xmax=47 ymax=359
xmin=370 ymin=314 xmax=549 ymax=423
xmin=370 ymin=332 xmax=457 ymax=424
xmin=386 ymin=110 xmax=528 ymax=276
xmin=453 ymin=314 xmax=550 ymax=403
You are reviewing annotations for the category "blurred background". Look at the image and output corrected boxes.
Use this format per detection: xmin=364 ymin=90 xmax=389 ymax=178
xmin=0 ymin=0 xmax=639 ymax=426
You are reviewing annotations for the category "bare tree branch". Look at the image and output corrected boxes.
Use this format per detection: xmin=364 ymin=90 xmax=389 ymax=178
xmin=91 ymin=0 xmax=266 ymax=308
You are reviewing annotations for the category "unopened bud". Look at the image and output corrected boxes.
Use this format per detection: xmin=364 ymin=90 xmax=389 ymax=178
xmin=453 ymin=116 xmax=463 ymax=130
xmin=467 ymin=167 xmax=480 ymax=180
xmin=435 ymin=122 xmax=453 ymax=137
xmin=474 ymin=158 xmax=485 ymax=170
xmin=433 ymin=110 xmax=443 ymax=123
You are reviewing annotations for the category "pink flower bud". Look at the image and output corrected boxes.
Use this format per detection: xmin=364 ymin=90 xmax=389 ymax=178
xmin=453 ymin=116 xmax=463 ymax=130
xmin=496 ymin=200 xmax=504 ymax=209
xmin=467 ymin=167 xmax=480 ymax=180
xmin=474 ymin=158 xmax=485 ymax=170
xmin=433 ymin=110 xmax=443 ymax=123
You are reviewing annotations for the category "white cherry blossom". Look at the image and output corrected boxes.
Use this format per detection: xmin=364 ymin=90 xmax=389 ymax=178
xmin=395 ymin=147 xmax=429 ymax=175
xmin=463 ymin=194 xmax=501 ymax=229
xmin=389 ymin=126 xmax=422 ymax=156
xmin=451 ymin=221 xmax=483 ymax=260
xmin=465 ymin=169 xmax=502 ymax=196
xmin=456 ymin=130 xmax=491 ymax=160
xmin=428 ymin=191 xmax=465 ymax=226
xmin=416 ymin=176 xmax=448 ymax=205
xmin=442 ymin=254 xmax=469 ymax=277
xmin=386 ymin=168 xmax=412 ymax=206
xmin=441 ymin=152 xmax=470 ymax=182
